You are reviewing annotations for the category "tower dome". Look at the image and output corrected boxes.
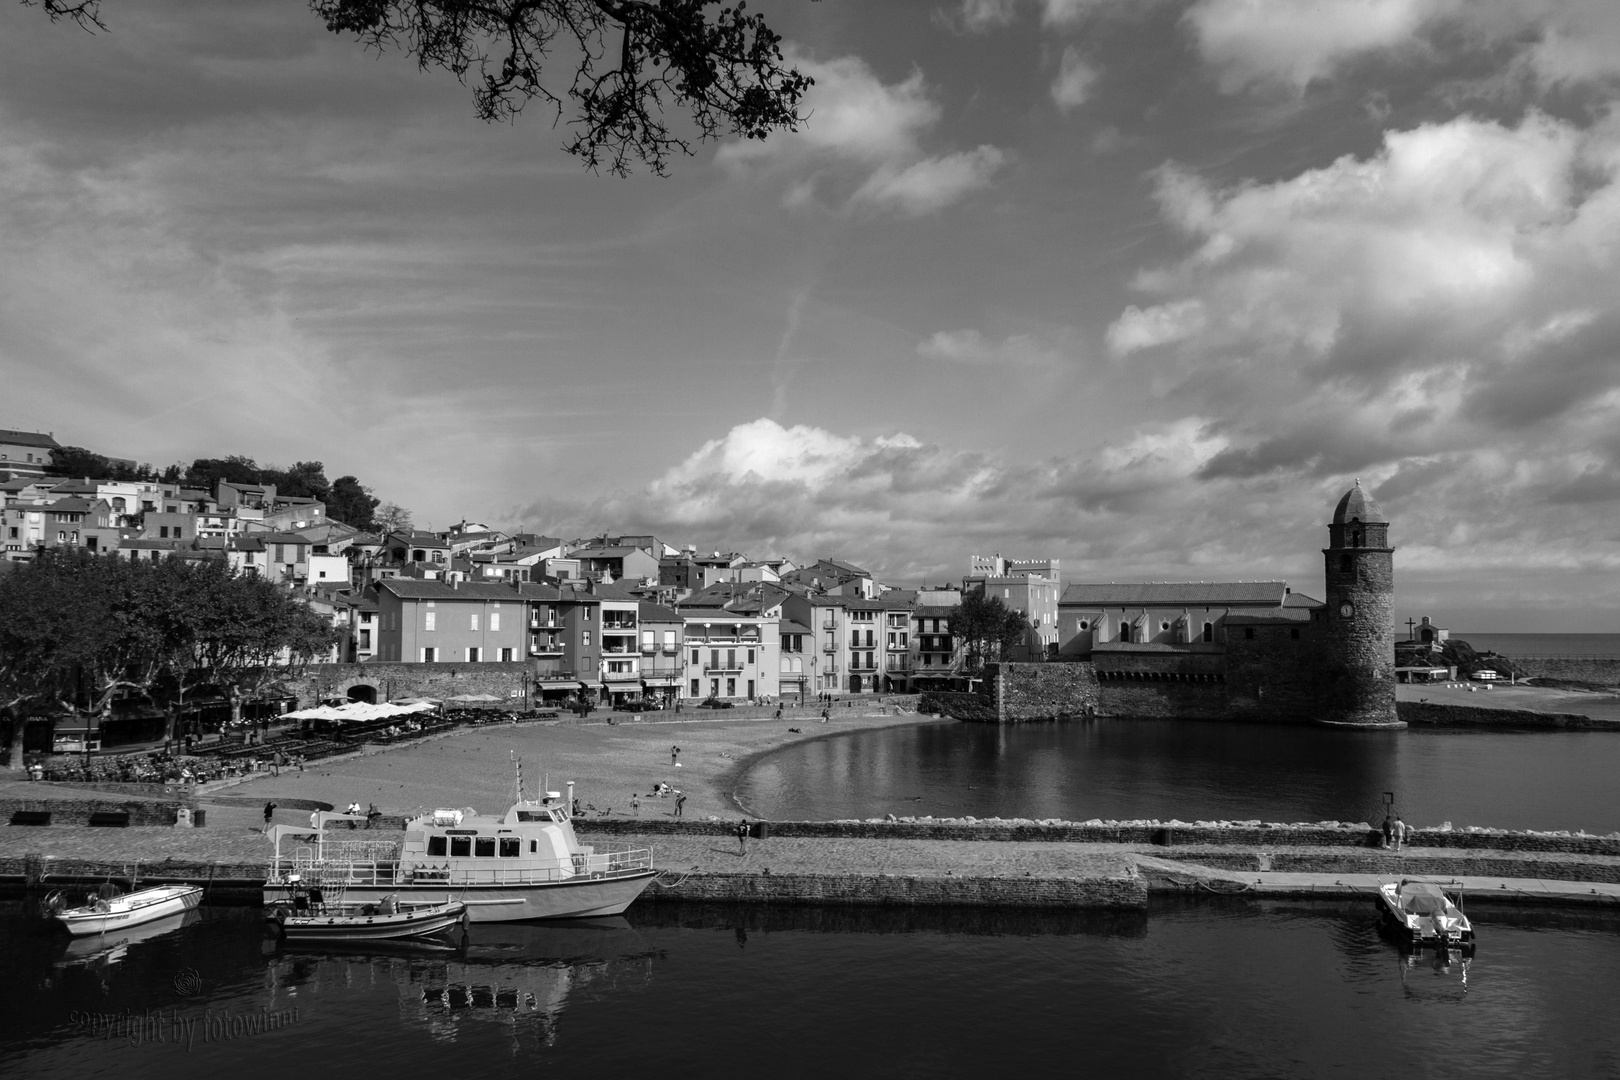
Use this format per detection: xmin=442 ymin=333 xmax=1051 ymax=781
xmin=1332 ymin=480 xmax=1385 ymax=525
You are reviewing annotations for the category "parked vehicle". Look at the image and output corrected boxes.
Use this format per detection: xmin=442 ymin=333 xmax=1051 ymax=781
xmin=696 ymin=698 xmax=735 ymax=709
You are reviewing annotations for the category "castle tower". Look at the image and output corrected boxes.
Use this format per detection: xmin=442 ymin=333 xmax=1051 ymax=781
xmin=1321 ymin=481 xmax=1399 ymax=726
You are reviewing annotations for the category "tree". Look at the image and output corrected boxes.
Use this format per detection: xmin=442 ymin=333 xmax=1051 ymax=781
xmin=951 ymin=590 xmax=1031 ymax=671
xmin=0 ymin=550 xmax=338 ymax=767
xmin=183 ymin=455 xmax=262 ymax=492
xmin=29 ymin=0 xmax=814 ymax=177
xmin=327 ymin=475 xmax=380 ymax=531
xmin=375 ymin=502 xmax=414 ymax=535
xmin=260 ymin=460 xmax=332 ymax=501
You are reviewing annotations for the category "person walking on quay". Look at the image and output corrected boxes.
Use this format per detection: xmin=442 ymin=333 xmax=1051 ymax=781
xmin=820 ymin=707 xmax=830 ymax=723
xmin=1382 ymin=814 xmax=1394 ymax=849
xmin=631 ymin=793 xmax=640 ymax=816
xmin=775 ymin=704 xmax=783 ymax=721
xmin=263 ymin=801 xmax=277 ymax=832
xmin=736 ymin=819 xmax=749 ymax=855
xmin=675 ymin=793 xmax=686 ymax=817
xmin=1393 ymin=815 xmax=1407 ymax=851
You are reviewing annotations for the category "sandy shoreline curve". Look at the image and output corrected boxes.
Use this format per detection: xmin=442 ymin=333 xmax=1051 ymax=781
xmin=225 ymin=707 xmax=946 ymax=822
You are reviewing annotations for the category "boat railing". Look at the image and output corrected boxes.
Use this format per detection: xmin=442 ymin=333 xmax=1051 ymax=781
xmin=269 ymin=845 xmax=654 ymax=888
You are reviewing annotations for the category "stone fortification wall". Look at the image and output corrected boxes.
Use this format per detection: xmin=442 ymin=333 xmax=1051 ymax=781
xmin=1512 ymin=657 xmax=1620 ymax=685
xmin=283 ymin=661 xmax=535 ymax=707
xmin=917 ymin=691 xmax=999 ymax=722
xmin=994 ymin=663 xmax=1099 ymax=720
xmin=1224 ymin=622 xmax=1333 ymax=721
xmin=1397 ymin=702 xmax=1613 ymax=729
xmin=578 ymin=817 xmax=1620 ymax=857
xmin=1095 ymin=680 xmax=1229 ymax=720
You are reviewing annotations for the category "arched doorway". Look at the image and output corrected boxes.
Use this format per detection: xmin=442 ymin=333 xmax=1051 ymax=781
xmin=849 ymin=674 xmax=863 ymax=693
xmin=346 ymin=684 xmax=377 ymax=705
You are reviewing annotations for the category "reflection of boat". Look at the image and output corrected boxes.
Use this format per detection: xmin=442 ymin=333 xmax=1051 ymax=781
xmin=264 ymin=786 xmax=655 ymax=923
xmin=48 ymin=885 xmax=204 ymax=937
xmin=1378 ymin=879 xmax=1475 ymax=951
xmin=57 ymin=909 xmax=202 ymax=967
xmin=272 ymin=896 xmax=468 ymax=942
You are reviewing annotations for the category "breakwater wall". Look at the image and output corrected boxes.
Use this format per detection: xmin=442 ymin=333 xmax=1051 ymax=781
xmin=646 ymin=870 xmax=1148 ymax=910
xmin=1 ymin=797 xmax=191 ymax=827
xmin=1150 ymin=849 xmax=1620 ymax=884
xmin=1397 ymin=702 xmax=1615 ymax=728
xmin=578 ymin=817 xmax=1620 ymax=857
xmin=1511 ymin=656 xmax=1620 ymax=685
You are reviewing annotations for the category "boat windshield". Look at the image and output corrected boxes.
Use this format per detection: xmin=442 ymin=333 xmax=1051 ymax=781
xmin=514 ymin=809 xmax=558 ymax=823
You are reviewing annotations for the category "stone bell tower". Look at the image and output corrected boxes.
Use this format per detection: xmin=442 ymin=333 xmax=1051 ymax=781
xmin=1321 ymin=481 xmax=1399 ymax=726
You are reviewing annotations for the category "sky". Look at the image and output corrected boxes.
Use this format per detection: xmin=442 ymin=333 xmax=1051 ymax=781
xmin=3 ymin=0 xmax=1620 ymax=630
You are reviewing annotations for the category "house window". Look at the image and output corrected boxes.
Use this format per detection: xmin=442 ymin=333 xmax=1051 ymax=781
xmin=490 ymin=611 xmax=501 ymax=632
xmin=360 ymin=630 xmax=372 ymax=649
xmin=747 ymin=680 xmax=755 ymax=698
xmin=726 ymin=678 xmax=736 ymax=696
xmin=727 ymin=649 xmax=737 ymax=669
xmin=691 ymin=648 xmax=700 ymax=665
xmin=583 ymin=631 xmax=591 ymax=647
xmin=470 ymin=613 xmax=479 ymax=631
xmin=424 ymin=611 xmax=436 ymax=632
xmin=500 ymin=647 xmax=514 ymax=662
xmin=690 ymin=679 xmax=700 ymax=696
xmin=422 ymin=647 xmax=438 ymax=662
xmin=468 ymin=647 xmax=481 ymax=662
xmin=747 ymin=649 xmax=755 ymax=665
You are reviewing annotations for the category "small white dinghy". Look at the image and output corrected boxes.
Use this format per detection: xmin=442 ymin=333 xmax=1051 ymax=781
xmin=1378 ymin=879 xmax=1475 ymax=951
xmin=49 ymin=884 xmax=204 ymax=937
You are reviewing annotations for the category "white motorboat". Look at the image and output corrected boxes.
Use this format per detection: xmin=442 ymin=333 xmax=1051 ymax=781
xmin=1378 ymin=879 xmax=1475 ymax=950
xmin=48 ymin=884 xmax=204 ymax=937
xmin=264 ymin=783 xmax=656 ymax=924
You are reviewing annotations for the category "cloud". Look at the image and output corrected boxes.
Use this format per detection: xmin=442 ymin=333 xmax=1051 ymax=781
xmin=1051 ymin=46 xmax=1098 ymax=111
xmin=945 ymin=0 xmax=1124 ymax=32
xmin=717 ymin=50 xmax=1005 ymax=216
xmin=1183 ymin=0 xmax=1620 ymax=93
xmin=1095 ymin=107 xmax=1620 ymax=588
xmin=917 ymin=328 xmax=1067 ymax=367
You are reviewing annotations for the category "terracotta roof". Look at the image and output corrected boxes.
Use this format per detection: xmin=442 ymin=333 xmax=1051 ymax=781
xmin=0 ymin=429 xmax=61 ymax=449
xmin=1060 ymin=582 xmax=1290 ymax=607
xmin=638 ymin=601 xmax=683 ymax=623
xmin=378 ymin=579 xmax=522 ymax=601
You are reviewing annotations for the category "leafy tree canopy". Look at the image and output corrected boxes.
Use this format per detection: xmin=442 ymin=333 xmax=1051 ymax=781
xmin=327 ymin=475 xmax=380 ymax=531
xmin=951 ymin=589 xmax=1032 ymax=671
xmin=46 ymin=446 xmax=156 ymax=483
xmin=30 ymin=0 xmax=815 ymax=177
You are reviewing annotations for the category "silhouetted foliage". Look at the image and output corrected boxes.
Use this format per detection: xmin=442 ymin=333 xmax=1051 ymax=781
xmin=29 ymin=0 xmax=815 ymax=177
xmin=952 ymin=590 xmax=1031 ymax=671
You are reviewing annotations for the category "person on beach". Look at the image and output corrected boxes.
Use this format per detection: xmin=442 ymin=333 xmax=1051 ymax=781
xmin=671 ymin=745 xmax=680 ymax=766
xmin=821 ymin=707 xmax=829 ymax=723
xmin=675 ymin=793 xmax=686 ymax=817
xmin=736 ymin=820 xmax=749 ymax=854
xmin=775 ymin=705 xmax=783 ymax=721
xmin=631 ymin=793 xmax=640 ymax=816
xmin=263 ymin=801 xmax=277 ymax=831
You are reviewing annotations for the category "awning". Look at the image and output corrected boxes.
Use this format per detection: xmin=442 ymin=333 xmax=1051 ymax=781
xmin=283 ymin=701 xmax=437 ymax=722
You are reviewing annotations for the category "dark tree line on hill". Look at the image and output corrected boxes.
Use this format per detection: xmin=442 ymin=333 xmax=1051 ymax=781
xmin=0 ymin=549 xmax=338 ymax=768
xmin=46 ymin=449 xmax=389 ymax=532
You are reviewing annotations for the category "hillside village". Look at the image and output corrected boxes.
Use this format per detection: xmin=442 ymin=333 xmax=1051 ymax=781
xmin=2 ymin=427 xmax=1420 ymax=719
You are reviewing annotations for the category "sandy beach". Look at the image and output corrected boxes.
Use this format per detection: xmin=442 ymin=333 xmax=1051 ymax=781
xmin=227 ymin=706 xmax=945 ymax=823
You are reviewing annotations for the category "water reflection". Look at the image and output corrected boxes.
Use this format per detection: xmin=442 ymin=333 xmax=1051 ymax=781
xmin=736 ymin=719 xmax=1620 ymax=831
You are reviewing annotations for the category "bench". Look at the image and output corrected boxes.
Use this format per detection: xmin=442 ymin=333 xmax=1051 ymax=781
xmin=87 ymin=811 xmax=131 ymax=827
xmin=9 ymin=810 xmax=51 ymax=826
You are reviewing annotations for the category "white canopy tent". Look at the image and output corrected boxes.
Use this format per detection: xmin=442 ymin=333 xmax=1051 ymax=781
xmin=282 ymin=701 xmax=438 ymax=723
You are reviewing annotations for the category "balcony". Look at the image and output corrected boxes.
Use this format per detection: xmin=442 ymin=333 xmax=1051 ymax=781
xmin=823 ymin=643 xmax=838 ymax=653
xmin=602 ymin=670 xmax=640 ymax=683
xmin=528 ymin=616 xmax=558 ymax=629
xmin=703 ymin=664 xmax=746 ymax=673
xmin=850 ymin=660 xmax=877 ymax=672
xmin=528 ymin=644 xmax=565 ymax=656
xmin=822 ymin=620 xmax=837 ymax=630
xmin=601 ymin=646 xmax=636 ymax=655
xmin=640 ymin=645 xmax=658 ymax=655
xmin=602 ymin=621 xmax=638 ymax=632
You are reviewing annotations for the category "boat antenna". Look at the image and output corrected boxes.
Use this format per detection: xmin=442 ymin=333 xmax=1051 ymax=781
xmin=511 ymin=752 xmax=523 ymax=805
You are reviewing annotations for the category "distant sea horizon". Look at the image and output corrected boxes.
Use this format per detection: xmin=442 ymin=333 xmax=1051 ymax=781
xmin=1452 ymin=632 xmax=1620 ymax=657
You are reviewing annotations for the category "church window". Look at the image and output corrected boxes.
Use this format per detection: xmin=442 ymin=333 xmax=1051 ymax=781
xmin=1352 ymin=530 xmax=1363 ymax=547
xmin=1160 ymin=621 xmax=1170 ymax=632
xmin=1244 ymin=628 xmax=1255 ymax=640
xmin=1079 ymin=620 xmax=1089 ymax=631
xmin=1202 ymin=622 xmax=1213 ymax=642
xmin=1340 ymin=554 xmax=1352 ymax=573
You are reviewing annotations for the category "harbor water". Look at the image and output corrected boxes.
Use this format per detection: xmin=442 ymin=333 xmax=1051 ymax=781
xmin=4 ymin=902 xmax=1620 ymax=1078
xmin=733 ymin=719 xmax=1620 ymax=833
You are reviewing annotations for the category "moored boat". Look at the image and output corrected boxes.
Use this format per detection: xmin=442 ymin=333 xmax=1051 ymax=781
xmin=263 ymin=785 xmax=655 ymax=923
xmin=1378 ymin=879 xmax=1475 ymax=950
xmin=48 ymin=884 xmax=204 ymax=937
xmin=270 ymin=891 xmax=468 ymax=942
